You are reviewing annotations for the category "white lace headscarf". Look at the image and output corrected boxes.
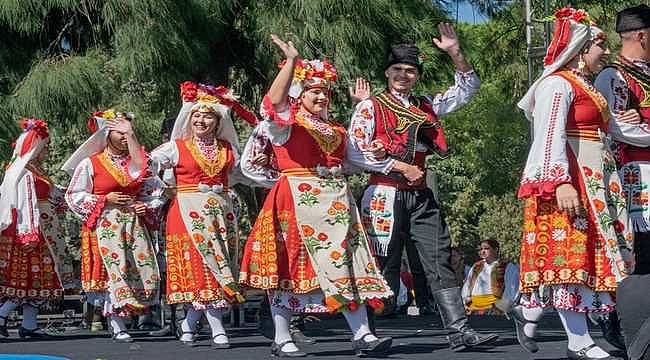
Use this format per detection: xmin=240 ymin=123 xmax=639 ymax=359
xmin=518 ymin=7 xmax=604 ymax=120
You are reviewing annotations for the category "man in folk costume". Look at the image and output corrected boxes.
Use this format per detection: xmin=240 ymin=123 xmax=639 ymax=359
xmin=239 ymin=35 xmax=393 ymax=358
xmin=0 ymin=119 xmax=75 ymax=339
xmin=595 ymin=5 xmax=650 ymax=360
xmin=347 ymin=23 xmax=497 ymax=351
xmin=63 ymin=111 xmax=164 ymax=343
xmin=150 ymin=82 xmax=255 ymax=349
xmin=512 ymin=7 xmax=633 ymax=360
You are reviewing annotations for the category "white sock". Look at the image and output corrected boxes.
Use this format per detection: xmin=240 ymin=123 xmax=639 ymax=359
xmin=342 ymin=305 xmax=377 ymax=341
xmin=271 ymin=305 xmax=299 ymax=352
xmin=0 ymin=300 xmax=18 ymax=325
xmin=557 ymin=309 xmax=609 ymax=358
xmin=181 ymin=308 xmax=203 ymax=342
xmin=21 ymin=304 xmax=39 ymax=330
xmin=110 ymin=316 xmax=131 ymax=340
xmin=206 ymin=308 xmax=228 ymax=344
xmin=521 ymin=306 xmax=543 ymax=338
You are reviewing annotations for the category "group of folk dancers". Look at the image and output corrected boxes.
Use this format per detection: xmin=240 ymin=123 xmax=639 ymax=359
xmin=2 ymin=4 xmax=650 ymax=360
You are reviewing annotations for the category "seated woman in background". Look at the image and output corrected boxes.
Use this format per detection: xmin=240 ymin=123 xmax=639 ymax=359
xmin=461 ymin=239 xmax=519 ymax=315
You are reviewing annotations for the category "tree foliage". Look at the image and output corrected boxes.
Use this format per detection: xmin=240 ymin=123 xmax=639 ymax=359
xmin=0 ymin=0 xmax=642 ymax=266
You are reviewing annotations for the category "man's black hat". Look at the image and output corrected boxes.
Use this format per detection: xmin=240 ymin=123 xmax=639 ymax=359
xmin=386 ymin=44 xmax=422 ymax=72
xmin=616 ymin=4 xmax=650 ymax=33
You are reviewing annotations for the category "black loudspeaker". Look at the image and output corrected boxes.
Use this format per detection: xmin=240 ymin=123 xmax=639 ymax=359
xmin=617 ymin=274 xmax=650 ymax=360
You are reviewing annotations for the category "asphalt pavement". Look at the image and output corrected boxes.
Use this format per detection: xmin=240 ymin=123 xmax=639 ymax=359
xmin=0 ymin=313 xmax=625 ymax=360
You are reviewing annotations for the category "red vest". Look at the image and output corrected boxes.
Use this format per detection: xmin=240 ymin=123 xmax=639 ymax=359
xmin=174 ymin=139 xmax=233 ymax=187
xmin=89 ymin=153 xmax=144 ymax=196
xmin=368 ymin=91 xmax=447 ymax=189
xmin=607 ymin=58 xmax=650 ymax=163
xmin=555 ymin=71 xmax=607 ymax=133
xmin=370 ymin=91 xmax=448 ymax=164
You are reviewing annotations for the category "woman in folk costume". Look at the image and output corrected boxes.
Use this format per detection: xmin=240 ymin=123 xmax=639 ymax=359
xmin=150 ymin=82 xmax=256 ymax=349
xmin=63 ymin=111 xmax=163 ymax=343
xmin=461 ymin=239 xmax=519 ymax=315
xmin=513 ymin=7 xmax=634 ymax=360
xmin=238 ymin=35 xmax=393 ymax=358
xmin=0 ymin=119 xmax=74 ymax=339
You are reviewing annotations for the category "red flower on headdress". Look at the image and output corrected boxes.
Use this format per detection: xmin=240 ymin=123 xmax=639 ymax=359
xmin=17 ymin=118 xmax=48 ymax=156
xmin=179 ymin=81 xmax=259 ymax=125
xmin=180 ymin=81 xmax=199 ymax=102
xmin=571 ymin=9 xmax=588 ymax=23
xmin=554 ymin=7 xmax=573 ymax=19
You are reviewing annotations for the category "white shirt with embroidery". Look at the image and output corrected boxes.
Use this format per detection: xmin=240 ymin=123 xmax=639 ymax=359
xmin=461 ymin=260 xmax=519 ymax=303
xmin=347 ymin=70 xmax=481 ymax=174
xmin=595 ymin=58 xmax=650 ymax=147
xmin=519 ymin=75 xmax=574 ymax=198
xmin=240 ymin=121 xmax=280 ymax=188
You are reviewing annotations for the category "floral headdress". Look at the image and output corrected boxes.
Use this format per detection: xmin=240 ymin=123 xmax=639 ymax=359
xmin=518 ymin=7 xmax=603 ymax=121
xmin=86 ymin=109 xmax=134 ymax=134
xmin=179 ymin=81 xmax=257 ymax=125
xmin=280 ymin=59 xmax=338 ymax=99
xmin=543 ymin=7 xmax=602 ymax=66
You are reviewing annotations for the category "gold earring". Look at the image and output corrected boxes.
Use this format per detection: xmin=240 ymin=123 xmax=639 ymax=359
xmin=578 ymin=55 xmax=586 ymax=72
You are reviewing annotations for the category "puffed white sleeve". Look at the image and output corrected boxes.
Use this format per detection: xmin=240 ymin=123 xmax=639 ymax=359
xmin=345 ymin=99 xmax=396 ymax=174
xmin=14 ymin=172 xmax=41 ymax=244
xmin=65 ymin=158 xmax=105 ymax=229
xmin=595 ymin=67 xmax=650 ymax=147
xmin=426 ymin=70 xmax=481 ymax=117
xmin=518 ymin=76 xmax=573 ymax=199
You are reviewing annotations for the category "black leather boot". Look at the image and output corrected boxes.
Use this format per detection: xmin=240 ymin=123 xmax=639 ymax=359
xmin=433 ymin=287 xmax=499 ymax=352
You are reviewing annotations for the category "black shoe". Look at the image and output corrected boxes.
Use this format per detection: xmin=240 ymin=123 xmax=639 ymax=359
xmin=111 ymin=330 xmax=134 ymax=343
xmin=433 ymin=287 xmax=498 ymax=352
xmin=593 ymin=312 xmax=626 ymax=350
xmin=270 ymin=340 xmax=307 ymax=357
xmin=418 ymin=305 xmax=436 ymax=316
xmin=0 ymin=316 xmax=9 ymax=337
xmin=510 ymin=305 xmax=539 ymax=353
xmin=18 ymin=327 xmax=51 ymax=339
xmin=352 ymin=333 xmax=392 ymax=357
xmin=567 ymin=343 xmax=623 ymax=360
xmin=290 ymin=328 xmax=316 ymax=345
xmin=211 ymin=333 xmax=230 ymax=349
xmin=148 ymin=325 xmax=172 ymax=337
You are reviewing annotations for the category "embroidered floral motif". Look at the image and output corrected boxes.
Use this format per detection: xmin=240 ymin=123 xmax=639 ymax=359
xmin=185 ymin=138 xmax=228 ymax=177
xmin=297 ymin=183 xmax=319 ymax=206
xmin=294 ymin=112 xmax=344 ymax=155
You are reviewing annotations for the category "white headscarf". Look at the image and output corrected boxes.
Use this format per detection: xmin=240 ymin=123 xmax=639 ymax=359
xmin=60 ymin=115 xmax=109 ymax=175
xmin=170 ymin=101 xmax=241 ymax=153
xmin=0 ymin=119 xmax=49 ymax=231
xmin=518 ymin=8 xmax=603 ymax=120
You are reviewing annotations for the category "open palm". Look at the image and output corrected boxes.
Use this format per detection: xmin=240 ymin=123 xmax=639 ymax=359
xmin=433 ymin=23 xmax=460 ymax=52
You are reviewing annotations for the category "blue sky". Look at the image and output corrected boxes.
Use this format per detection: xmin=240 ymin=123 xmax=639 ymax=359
xmin=445 ymin=0 xmax=490 ymax=24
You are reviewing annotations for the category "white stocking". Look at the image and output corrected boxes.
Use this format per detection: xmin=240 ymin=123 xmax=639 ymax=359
xmin=206 ymin=308 xmax=228 ymax=344
xmin=180 ymin=307 xmax=203 ymax=342
xmin=21 ymin=304 xmax=38 ymax=330
xmin=0 ymin=300 xmax=18 ymax=325
xmin=557 ymin=309 xmax=609 ymax=358
xmin=521 ymin=306 xmax=543 ymax=338
xmin=342 ymin=305 xmax=377 ymax=341
xmin=110 ymin=316 xmax=131 ymax=340
xmin=270 ymin=304 xmax=299 ymax=352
